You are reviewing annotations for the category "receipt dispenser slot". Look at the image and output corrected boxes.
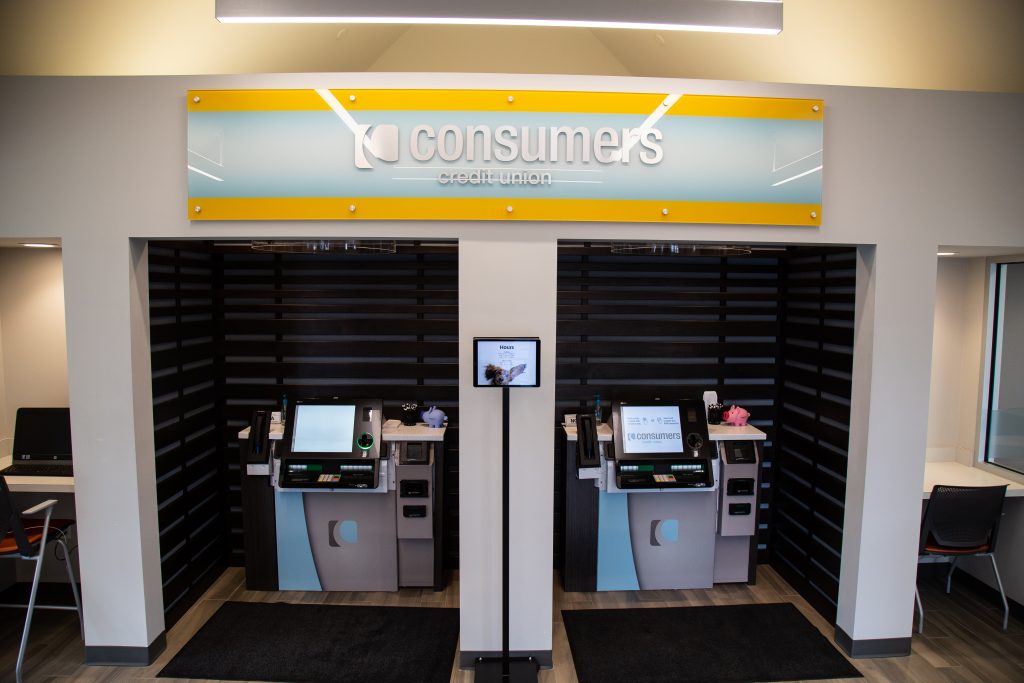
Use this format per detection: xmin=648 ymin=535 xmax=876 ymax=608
xmin=727 ymin=478 xmax=755 ymax=496
xmin=401 ymin=480 xmax=429 ymax=498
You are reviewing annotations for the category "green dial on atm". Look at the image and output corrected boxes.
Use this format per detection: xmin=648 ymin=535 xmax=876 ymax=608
xmin=356 ymin=432 xmax=374 ymax=450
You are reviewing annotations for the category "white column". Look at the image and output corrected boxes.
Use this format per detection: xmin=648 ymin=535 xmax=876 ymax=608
xmin=837 ymin=243 xmax=937 ymax=651
xmin=62 ymin=234 xmax=164 ymax=654
xmin=458 ymin=229 xmax=557 ymax=661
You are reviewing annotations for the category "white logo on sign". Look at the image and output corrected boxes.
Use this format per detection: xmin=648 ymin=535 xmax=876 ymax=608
xmin=354 ymin=124 xmax=400 ymax=169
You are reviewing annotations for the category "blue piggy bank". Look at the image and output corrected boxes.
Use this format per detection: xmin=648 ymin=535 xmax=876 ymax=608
xmin=420 ymin=405 xmax=447 ymax=428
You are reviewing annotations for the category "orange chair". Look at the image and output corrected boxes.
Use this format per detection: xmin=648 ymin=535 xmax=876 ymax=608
xmin=0 ymin=475 xmax=83 ymax=683
xmin=914 ymin=484 xmax=1009 ymax=634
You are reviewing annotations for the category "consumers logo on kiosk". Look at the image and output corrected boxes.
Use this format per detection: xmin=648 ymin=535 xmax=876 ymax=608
xmin=328 ymin=520 xmax=359 ymax=546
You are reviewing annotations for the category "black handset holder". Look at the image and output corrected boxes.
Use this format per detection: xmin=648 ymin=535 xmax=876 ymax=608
xmin=245 ymin=409 xmax=272 ymax=464
xmin=576 ymin=414 xmax=601 ymax=469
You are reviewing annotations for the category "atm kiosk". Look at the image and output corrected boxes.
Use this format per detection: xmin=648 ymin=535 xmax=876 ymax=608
xmin=561 ymin=397 xmax=764 ymax=592
xmin=602 ymin=399 xmax=719 ymax=590
xmin=238 ymin=397 xmax=446 ymax=592
xmin=276 ymin=398 xmax=394 ymax=591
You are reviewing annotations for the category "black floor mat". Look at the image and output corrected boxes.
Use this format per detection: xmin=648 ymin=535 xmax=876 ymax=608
xmin=562 ymin=602 xmax=862 ymax=683
xmin=158 ymin=601 xmax=459 ymax=683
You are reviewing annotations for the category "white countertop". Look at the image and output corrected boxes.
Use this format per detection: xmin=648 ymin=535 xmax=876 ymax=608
xmin=381 ymin=420 xmax=447 ymax=441
xmin=562 ymin=423 xmax=766 ymax=442
xmin=923 ymin=461 xmax=1024 ymax=498
xmin=0 ymin=455 xmax=75 ymax=493
xmin=562 ymin=423 xmax=614 ymax=442
xmin=708 ymin=424 xmax=768 ymax=441
xmin=237 ymin=420 xmax=447 ymax=442
xmin=238 ymin=423 xmax=285 ymax=440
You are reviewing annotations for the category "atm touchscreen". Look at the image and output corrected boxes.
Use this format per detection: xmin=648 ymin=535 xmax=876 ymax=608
xmin=619 ymin=404 xmax=684 ymax=455
xmin=279 ymin=398 xmax=382 ymax=488
xmin=290 ymin=403 xmax=355 ymax=455
xmin=613 ymin=400 xmax=715 ymax=489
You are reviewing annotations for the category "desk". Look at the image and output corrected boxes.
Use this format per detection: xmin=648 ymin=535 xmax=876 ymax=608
xmin=921 ymin=461 xmax=1024 ymax=610
xmin=922 ymin=461 xmax=1024 ymax=498
xmin=0 ymin=455 xmax=75 ymax=493
xmin=0 ymin=454 xmax=78 ymax=585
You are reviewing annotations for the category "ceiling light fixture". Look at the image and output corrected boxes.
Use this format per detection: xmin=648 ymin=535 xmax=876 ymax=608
xmin=937 ymin=251 xmax=958 ymax=257
xmin=250 ymin=240 xmax=397 ymax=253
xmin=20 ymin=242 xmax=59 ymax=248
xmin=610 ymin=243 xmax=754 ymax=256
xmin=216 ymin=0 xmax=783 ymax=35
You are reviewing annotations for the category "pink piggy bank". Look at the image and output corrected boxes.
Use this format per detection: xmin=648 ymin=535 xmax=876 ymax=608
xmin=722 ymin=405 xmax=750 ymax=427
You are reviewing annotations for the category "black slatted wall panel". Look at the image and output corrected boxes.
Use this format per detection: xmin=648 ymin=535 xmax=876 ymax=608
xmin=149 ymin=239 xmax=853 ymax=625
xmin=149 ymin=243 xmax=226 ymax=629
xmin=214 ymin=243 xmax=460 ymax=569
xmin=555 ymin=244 xmax=782 ymax=568
xmin=770 ymin=248 xmax=856 ymax=621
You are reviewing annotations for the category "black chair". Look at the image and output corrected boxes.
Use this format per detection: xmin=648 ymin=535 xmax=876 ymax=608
xmin=0 ymin=475 xmax=83 ymax=683
xmin=914 ymin=484 xmax=1008 ymax=634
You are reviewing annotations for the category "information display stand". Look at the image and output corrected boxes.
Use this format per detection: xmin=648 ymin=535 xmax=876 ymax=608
xmin=472 ymin=338 xmax=540 ymax=682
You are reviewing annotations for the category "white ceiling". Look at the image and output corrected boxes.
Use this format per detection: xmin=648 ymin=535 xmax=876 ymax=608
xmin=1 ymin=0 xmax=1022 ymax=93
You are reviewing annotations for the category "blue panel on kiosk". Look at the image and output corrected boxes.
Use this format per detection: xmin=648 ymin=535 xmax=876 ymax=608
xmin=596 ymin=491 xmax=640 ymax=591
xmin=275 ymin=489 xmax=322 ymax=590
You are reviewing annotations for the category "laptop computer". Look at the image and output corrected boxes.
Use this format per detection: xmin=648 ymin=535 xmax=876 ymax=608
xmin=0 ymin=407 xmax=74 ymax=478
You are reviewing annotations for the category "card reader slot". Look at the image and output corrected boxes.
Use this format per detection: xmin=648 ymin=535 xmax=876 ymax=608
xmin=729 ymin=503 xmax=752 ymax=516
xmin=278 ymin=459 xmax=378 ymax=489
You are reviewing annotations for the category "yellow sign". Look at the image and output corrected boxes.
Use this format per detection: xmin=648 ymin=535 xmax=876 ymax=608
xmin=187 ymin=89 xmax=824 ymax=226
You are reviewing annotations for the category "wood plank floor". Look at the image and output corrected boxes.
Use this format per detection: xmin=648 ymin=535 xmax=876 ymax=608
xmin=2 ymin=566 xmax=1022 ymax=683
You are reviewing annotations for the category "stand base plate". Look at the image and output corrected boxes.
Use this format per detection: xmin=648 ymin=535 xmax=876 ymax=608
xmin=474 ymin=656 xmax=540 ymax=682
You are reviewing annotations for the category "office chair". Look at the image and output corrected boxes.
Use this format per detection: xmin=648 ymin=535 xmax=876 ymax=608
xmin=0 ymin=475 xmax=84 ymax=683
xmin=913 ymin=484 xmax=1009 ymax=634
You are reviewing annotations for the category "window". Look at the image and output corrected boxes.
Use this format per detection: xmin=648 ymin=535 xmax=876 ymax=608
xmin=984 ymin=260 xmax=1024 ymax=475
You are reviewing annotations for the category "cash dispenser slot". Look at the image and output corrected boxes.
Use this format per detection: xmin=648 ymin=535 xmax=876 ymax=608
xmin=729 ymin=503 xmax=752 ymax=515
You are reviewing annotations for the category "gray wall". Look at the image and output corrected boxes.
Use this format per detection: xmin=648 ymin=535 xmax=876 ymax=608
xmin=0 ymin=72 xmax=1022 ymax=655
xmin=927 ymin=258 xmax=987 ymax=464
xmin=0 ymin=247 xmax=68 ymax=455
xmin=995 ymin=263 xmax=1024 ymax=411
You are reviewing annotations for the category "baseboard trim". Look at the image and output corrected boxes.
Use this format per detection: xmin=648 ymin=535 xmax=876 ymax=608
xmin=834 ymin=626 xmax=910 ymax=659
xmin=84 ymin=632 xmax=166 ymax=666
xmin=460 ymin=649 xmax=552 ymax=669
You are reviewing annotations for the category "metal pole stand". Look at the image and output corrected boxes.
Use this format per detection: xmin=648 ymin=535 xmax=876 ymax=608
xmin=474 ymin=386 xmax=540 ymax=682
